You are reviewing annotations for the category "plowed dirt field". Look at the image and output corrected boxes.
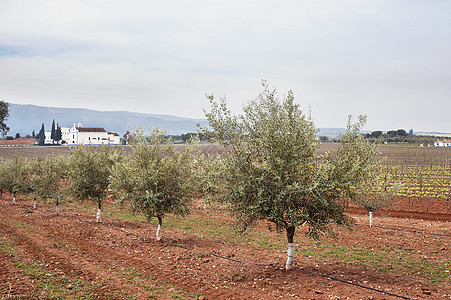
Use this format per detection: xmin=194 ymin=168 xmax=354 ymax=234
xmin=1 ymin=196 xmax=449 ymax=299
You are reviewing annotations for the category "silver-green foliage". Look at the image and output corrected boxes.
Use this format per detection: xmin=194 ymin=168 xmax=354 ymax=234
xmin=30 ymin=156 xmax=67 ymax=211
xmin=66 ymin=144 xmax=121 ymax=211
xmin=1 ymin=156 xmax=32 ymax=202
xmin=193 ymin=154 xmax=228 ymax=208
xmin=202 ymin=82 xmax=377 ymax=247
xmin=353 ymin=165 xmax=403 ymax=213
xmin=109 ymin=128 xmax=197 ymax=232
xmin=0 ymin=158 xmax=8 ymax=197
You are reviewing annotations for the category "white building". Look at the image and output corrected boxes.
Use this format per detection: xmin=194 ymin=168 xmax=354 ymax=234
xmin=433 ymin=139 xmax=451 ymax=147
xmin=44 ymin=131 xmax=56 ymax=144
xmin=45 ymin=123 xmax=120 ymax=146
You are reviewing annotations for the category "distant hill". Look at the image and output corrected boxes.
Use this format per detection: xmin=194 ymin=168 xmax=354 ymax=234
xmin=415 ymin=132 xmax=451 ymax=138
xmin=6 ymin=103 xmax=352 ymax=138
xmin=317 ymin=128 xmax=347 ymax=138
xmin=7 ymin=104 xmax=210 ymax=136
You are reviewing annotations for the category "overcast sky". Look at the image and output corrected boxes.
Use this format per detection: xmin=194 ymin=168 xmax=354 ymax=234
xmin=1 ymin=0 xmax=450 ymax=132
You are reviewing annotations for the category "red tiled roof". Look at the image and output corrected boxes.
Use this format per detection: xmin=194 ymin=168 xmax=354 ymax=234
xmin=0 ymin=138 xmax=36 ymax=146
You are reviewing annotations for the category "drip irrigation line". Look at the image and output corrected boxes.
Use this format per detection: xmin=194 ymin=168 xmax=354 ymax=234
xmin=95 ymin=220 xmax=413 ymax=300
xmin=356 ymin=223 xmax=451 ymax=237
xmin=10 ymin=204 xmax=418 ymax=299
xmin=193 ymin=248 xmax=413 ymax=299
xmin=293 ymin=267 xmax=413 ymax=300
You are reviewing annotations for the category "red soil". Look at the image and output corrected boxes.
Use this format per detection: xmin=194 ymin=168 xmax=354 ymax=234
xmin=1 ymin=196 xmax=449 ymax=299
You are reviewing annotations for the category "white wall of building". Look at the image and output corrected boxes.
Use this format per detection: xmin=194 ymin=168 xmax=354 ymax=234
xmin=57 ymin=124 xmax=121 ymax=146
xmin=434 ymin=140 xmax=451 ymax=147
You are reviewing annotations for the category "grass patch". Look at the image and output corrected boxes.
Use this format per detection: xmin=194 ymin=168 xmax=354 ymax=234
xmin=0 ymin=236 xmax=129 ymax=299
xmin=166 ymin=208 xmax=449 ymax=286
xmin=47 ymin=200 xmax=450 ymax=286
xmin=295 ymin=239 xmax=450 ymax=285
xmin=113 ymin=267 xmax=200 ymax=299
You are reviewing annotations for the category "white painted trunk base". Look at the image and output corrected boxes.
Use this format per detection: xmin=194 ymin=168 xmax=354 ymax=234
xmin=369 ymin=211 xmax=373 ymax=227
xmin=56 ymin=204 xmax=60 ymax=215
xmin=33 ymin=199 xmax=37 ymax=209
xmin=286 ymin=243 xmax=294 ymax=270
xmin=96 ymin=208 xmax=101 ymax=223
xmin=13 ymin=196 xmax=16 ymax=204
xmin=156 ymin=224 xmax=162 ymax=241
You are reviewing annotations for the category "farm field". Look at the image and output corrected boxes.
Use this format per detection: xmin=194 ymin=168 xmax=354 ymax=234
xmin=1 ymin=195 xmax=449 ymax=299
xmin=2 ymin=143 xmax=451 ymax=218
xmin=0 ymin=144 xmax=227 ymax=160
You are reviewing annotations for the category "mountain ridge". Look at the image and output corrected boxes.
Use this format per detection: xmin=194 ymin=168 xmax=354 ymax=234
xmin=7 ymin=103 xmax=354 ymax=138
xmin=7 ymin=103 xmax=209 ymax=136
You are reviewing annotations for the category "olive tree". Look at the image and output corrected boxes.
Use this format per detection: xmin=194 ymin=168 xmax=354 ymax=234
xmin=30 ymin=156 xmax=67 ymax=214
xmin=202 ymin=82 xmax=377 ymax=269
xmin=109 ymin=128 xmax=197 ymax=241
xmin=2 ymin=157 xmax=31 ymax=204
xmin=28 ymin=158 xmax=43 ymax=209
xmin=353 ymin=166 xmax=402 ymax=227
xmin=193 ymin=154 xmax=228 ymax=210
xmin=0 ymin=158 xmax=8 ymax=199
xmin=66 ymin=145 xmax=120 ymax=222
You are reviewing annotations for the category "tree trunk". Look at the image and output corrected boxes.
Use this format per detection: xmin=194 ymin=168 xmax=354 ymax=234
xmin=0 ymin=188 xmax=3 ymax=199
xmin=285 ymin=226 xmax=295 ymax=270
xmin=56 ymin=198 xmax=60 ymax=216
xmin=156 ymin=216 xmax=163 ymax=241
xmin=369 ymin=211 xmax=373 ymax=227
xmin=96 ymin=201 xmax=102 ymax=223
xmin=33 ymin=198 xmax=37 ymax=209
xmin=13 ymin=192 xmax=16 ymax=204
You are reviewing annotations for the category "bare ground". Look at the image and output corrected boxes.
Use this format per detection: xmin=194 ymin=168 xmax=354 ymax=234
xmin=0 ymin=196 xmax=450 ymax=299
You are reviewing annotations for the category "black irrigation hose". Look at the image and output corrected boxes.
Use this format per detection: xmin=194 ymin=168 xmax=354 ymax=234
xmin=193 ymin=250 xmax=412 ymax=299
xmin=356 ymin=223 xmax=451 ymax=237
xmin=10 ymin=204 xmax=419 ymax=299
xmin=95 ymin=220 xmax=413 ymax=300
xmin=293 ymin=267 xmax=412 ymax=300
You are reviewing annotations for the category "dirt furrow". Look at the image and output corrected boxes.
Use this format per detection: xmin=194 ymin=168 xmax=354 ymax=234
xmin=0 ymin=251 xmax=38 ymax=298
xmin=2 ymin=197 xmax=449 ymax=299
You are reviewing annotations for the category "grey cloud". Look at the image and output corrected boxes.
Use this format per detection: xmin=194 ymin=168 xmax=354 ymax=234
xmin=0 ymin=0 xmax=450 ymax=132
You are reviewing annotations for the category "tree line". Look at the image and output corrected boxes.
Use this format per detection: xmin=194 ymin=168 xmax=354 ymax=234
xmin=0 ymin=115 xmax=63 ymax=146
xmin=363 ymin=129 xmax=440 ymax=144
xmin=0 ymin=83 xmax=395 ymax=270
xmin=34 ymin=119 xmax=63 ymax=145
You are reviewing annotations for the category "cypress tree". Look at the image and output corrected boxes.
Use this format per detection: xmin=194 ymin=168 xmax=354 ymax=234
xmin=0 ymin=100 xmax=10 ymax=138
xmin=55 ymin=124 xmax=62 ymax=144
xmin=50 ymin=119 xmax=56 ymax=144
xmin=38 ymin=123 xmax=45 ymax=146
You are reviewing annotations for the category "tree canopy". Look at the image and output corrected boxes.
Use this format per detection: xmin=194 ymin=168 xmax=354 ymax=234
xmin=202 ymin=82 xmax=377 ymax=269
xmin=37 ymin=123 xmax=45 ymax=146
xmin=1 ymin=157 xmax=32 ymax=204
xmin=30 ymin=156 xmax=67 ymax=214
xmin=66 ymin=144 xmax=121 ymax=222
xmin=0 ymin=100 xmax=10 ymax=137
xmin=51 ymin=119 xmax=56 ymax=142
xmin=109 ymin=128 xmax=197 ymax=240
xmin=54 ymin=124 xmax=62 ymax=143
